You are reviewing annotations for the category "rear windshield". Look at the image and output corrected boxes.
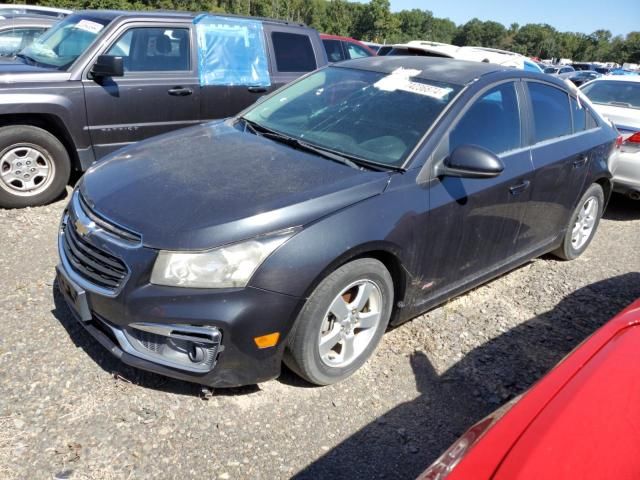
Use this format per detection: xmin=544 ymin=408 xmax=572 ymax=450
xmin=581 ymin=81 xmax=640 ymax=109
xmin=243 ymin=66 xmax=462 ymax=167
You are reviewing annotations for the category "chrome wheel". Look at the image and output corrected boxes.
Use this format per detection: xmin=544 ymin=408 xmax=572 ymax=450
xmin=571 ymin=196 xmax=598 ymax=250
xmin=318 ymin=279 xmax=383 ymax=368
xmin=0 ymin=144 xmax=55 ymax=197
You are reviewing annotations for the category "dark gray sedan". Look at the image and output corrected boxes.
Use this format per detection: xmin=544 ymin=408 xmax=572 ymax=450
xmin=56 ymin=57 xmax=617 ymax=388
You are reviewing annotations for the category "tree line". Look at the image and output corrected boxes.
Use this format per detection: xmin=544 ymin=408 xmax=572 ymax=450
xmin=41 ymin=0 xmax=640 ymax=64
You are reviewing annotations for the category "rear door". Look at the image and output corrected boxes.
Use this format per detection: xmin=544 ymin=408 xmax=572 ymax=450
xmin=421 ymin=81 xmax=534 ymax=300
xmin=519 ymin=81 xmax=594 ymax=249
xmin=83 ymin=22 xmax=200 ymax=159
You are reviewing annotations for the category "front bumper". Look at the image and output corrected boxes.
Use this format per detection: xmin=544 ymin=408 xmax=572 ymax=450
xmin=56 ymin=196 xmax=303 ymax=388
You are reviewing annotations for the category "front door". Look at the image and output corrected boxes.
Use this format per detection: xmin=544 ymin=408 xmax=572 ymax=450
xmin=420 ymin=81 xmax=534 ymax=302
xmin=83 ymin=24 xmax=200 ymax=159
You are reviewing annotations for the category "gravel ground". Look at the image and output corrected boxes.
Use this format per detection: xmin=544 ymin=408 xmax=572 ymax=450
xmin=0 ymin=190 xmax=639 ymax=480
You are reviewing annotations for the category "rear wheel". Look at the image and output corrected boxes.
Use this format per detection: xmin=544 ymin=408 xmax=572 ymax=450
xmin=0 ymin=125 xmax=70 ymax=208
xmin=284 ymin=258 xmax=394 ymax=385
xmin=553 ymin=183 xmax=604 ymax=260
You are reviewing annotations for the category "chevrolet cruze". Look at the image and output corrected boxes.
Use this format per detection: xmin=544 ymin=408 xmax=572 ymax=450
xmin=56 ymin=57 xmax=617 ymax=387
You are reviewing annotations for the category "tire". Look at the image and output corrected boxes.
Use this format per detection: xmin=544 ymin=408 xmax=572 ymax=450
xmin=284 ymin=258 xmax=394 ymax=385
xmin=552 ymin=183 xmax=604 ymax=260
xmin=0 ymin=125 xmax=70 ymax=209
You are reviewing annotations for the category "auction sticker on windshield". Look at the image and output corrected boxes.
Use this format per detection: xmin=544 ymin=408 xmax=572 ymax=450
xmin=398 ymin=82 xmax=453 ymax=99
xmin=75 ymin=19 xmax=104 ymax=34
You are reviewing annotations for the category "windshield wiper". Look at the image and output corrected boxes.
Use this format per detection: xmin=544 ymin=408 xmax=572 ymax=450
xmin=239 ymin=117 xmax=363 ymax=170
xmin=15 ymin=53 xmax=36 ymax=65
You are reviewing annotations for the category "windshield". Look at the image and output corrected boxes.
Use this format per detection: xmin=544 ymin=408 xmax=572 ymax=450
xmin=19 ymin=15 xmax=109 ymax=70
xmin=582 ymin=81 xmax=640 ymax=109
xmin=242 ymin=66 xmax=461 ymax=167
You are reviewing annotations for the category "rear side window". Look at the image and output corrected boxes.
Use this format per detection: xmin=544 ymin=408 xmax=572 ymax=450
xmin=581 ymin=80 xmax=640 ymax=109
xmin=272 ymin=32 xmax=316 ymax=72
xmin=528 ymin=82 xmax=572 ymax=143
xmin=571 ymin=97 xmax=587 ymax=132
xmin=322 ymin=39 xmax=345 ymax=63
xmin=449 ymin=82 xmax=521 ymax=156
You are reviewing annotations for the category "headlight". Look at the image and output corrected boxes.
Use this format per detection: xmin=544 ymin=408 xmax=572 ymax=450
xmin=150 ymin=229 xmax=297 ymax=288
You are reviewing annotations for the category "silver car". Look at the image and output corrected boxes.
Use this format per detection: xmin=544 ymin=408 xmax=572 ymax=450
xmin=582 ymin=76 xmax=640 ymax=200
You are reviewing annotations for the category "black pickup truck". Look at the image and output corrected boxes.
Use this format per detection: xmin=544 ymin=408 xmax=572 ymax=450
xmin=0 ymin=10 xmax=327 ymax=208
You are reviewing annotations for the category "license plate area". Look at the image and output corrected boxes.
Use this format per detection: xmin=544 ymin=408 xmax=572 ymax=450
xmin=56 ymin=265 xmax=92 ymax=322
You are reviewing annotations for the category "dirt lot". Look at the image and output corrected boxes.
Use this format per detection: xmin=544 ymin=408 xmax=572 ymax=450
xmin=0 ymin=191 xmax=639 ymax=480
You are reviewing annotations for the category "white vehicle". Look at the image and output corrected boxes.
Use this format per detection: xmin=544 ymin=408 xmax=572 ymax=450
xmin=0 ymin=4 xmax=70 ymax=19
xmin=388 ymin=41 xmax=543 ymax=72
xmin=581 ymin=76 xmax=640 ymax=200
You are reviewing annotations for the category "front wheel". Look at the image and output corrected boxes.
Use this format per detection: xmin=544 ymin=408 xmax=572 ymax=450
xmin=553 ymin=183 xmax=604 ymax=260
xmin=284 ymin=258 xmax=394 ymax=385
xmin=0 ymin=125 xmax=70 ymax=208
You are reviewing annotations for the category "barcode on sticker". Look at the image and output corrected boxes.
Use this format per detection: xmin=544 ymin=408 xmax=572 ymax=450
xmin=399 ymin=82 xmax=452 ymax=99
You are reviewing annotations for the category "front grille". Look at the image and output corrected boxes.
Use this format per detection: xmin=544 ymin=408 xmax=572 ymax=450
xmin=61 ymin=218 xmax=128 ymax=291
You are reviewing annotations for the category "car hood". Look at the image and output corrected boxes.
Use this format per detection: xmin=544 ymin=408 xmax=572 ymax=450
xmin=0 ymin=57 xmax=67 ymax=83
xmin=80 ymin=121 xmax=391 ymax=251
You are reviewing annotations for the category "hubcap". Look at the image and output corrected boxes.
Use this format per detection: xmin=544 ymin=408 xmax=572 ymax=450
xmin=318 ymin=279 xmax=383 ymax=368
xmin=0 ymin=145 xmax=55 ymax=197
xmin=571 ymin=196 xmax=598 ymax=250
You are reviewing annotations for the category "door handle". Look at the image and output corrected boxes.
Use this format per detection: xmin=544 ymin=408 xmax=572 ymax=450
xmin=509 ymin=180 xmax=530 ymax=196
xmin=168 ymin=87 xmax=193 ymax=96
xmin=573 ymin=155 xmax=588 ymax=168
xmin=248 ymin=86 xmax=268 ymax=93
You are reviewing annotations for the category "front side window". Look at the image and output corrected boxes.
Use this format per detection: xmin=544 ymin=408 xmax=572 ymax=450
xmin=449 ymin=82 xmax=521 ymax=156
xmin=243 ymin=66 xmax=462 ymax=166
xmin=345 ymin=42 xmax=371 ymax=59
xmin=20 ymin=15 xmax=109 ymax=69
xmin=528 ymin=82 xmax=572 ymax=143
xmin=581 ymin=80 xmax=640 ymax=109
xmin=106 ymin=27 xmax=190 ymax=72
xmin=272 ymin=32 xmax=316 ymax=72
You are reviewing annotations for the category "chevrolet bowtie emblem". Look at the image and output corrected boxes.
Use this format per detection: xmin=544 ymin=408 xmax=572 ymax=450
xmin=74 ymin=218 xmax=96 ymax=237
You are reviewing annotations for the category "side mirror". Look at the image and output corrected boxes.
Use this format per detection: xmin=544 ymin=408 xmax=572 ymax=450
xmin=438 ymin=145 xmax=504 ymax=179
xmin=90 ymin=55 xmax=124 ymax=78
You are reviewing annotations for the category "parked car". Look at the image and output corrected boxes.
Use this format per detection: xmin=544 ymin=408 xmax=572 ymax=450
xmin=321 ymin=34 xmax=375 ymax=63
xmin=581 ymin=76 xmax=640 ymax=199
xmin=377 ymin=45 xmax=393 ymax=56
xmin=0 ymin=15 xmax=56 ymax=57
xmin=572 ymin=62 xmax=598 ymax=71
xmin=544 ymin=65 xmax=575 ymax=75
xmin=387 ymin=41 xmax=543 ymax=72
xmin=418 ymin=298 xmax=640 ymax=480
xmin=56 ymin=56 xmax=616 ymax=388
xmin=0 ymin=10 xmax=327 ymax=208
xmin=0 ymin=3 xmax=70 ymax=19
xmin=567 ymin=70 xmax=601 ymax=86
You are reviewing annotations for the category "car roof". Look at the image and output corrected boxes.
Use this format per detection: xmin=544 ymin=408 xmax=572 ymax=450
xmin=73 ymin=9 xmax=306 ymax=26
xmin=591 ymin=75 xmax=640 ymax=83
xmin=333 ymin=56 xmax=512 ymax=85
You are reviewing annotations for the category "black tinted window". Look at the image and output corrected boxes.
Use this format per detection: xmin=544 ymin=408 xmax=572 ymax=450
xmin=272 ymin=32 xmax=316 ymax=72
xmin=581 ymin=80 xmax=640 ymax=109
xmin=322 ymin=39 xmax=345 ymax=63
xmin=571 ymin=97 xmax=587 ymax=132
xmin=528 ymin=83 xmax=572 ymax=143
xmin=449 ymin=83 xmax=521 ymax=155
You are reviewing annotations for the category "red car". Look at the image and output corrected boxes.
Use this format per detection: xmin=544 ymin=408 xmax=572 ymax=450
xmin=420 ymin=298 xmax=640 ymax=480
xmin=320 ymin=33 xmax=376 ymax=63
